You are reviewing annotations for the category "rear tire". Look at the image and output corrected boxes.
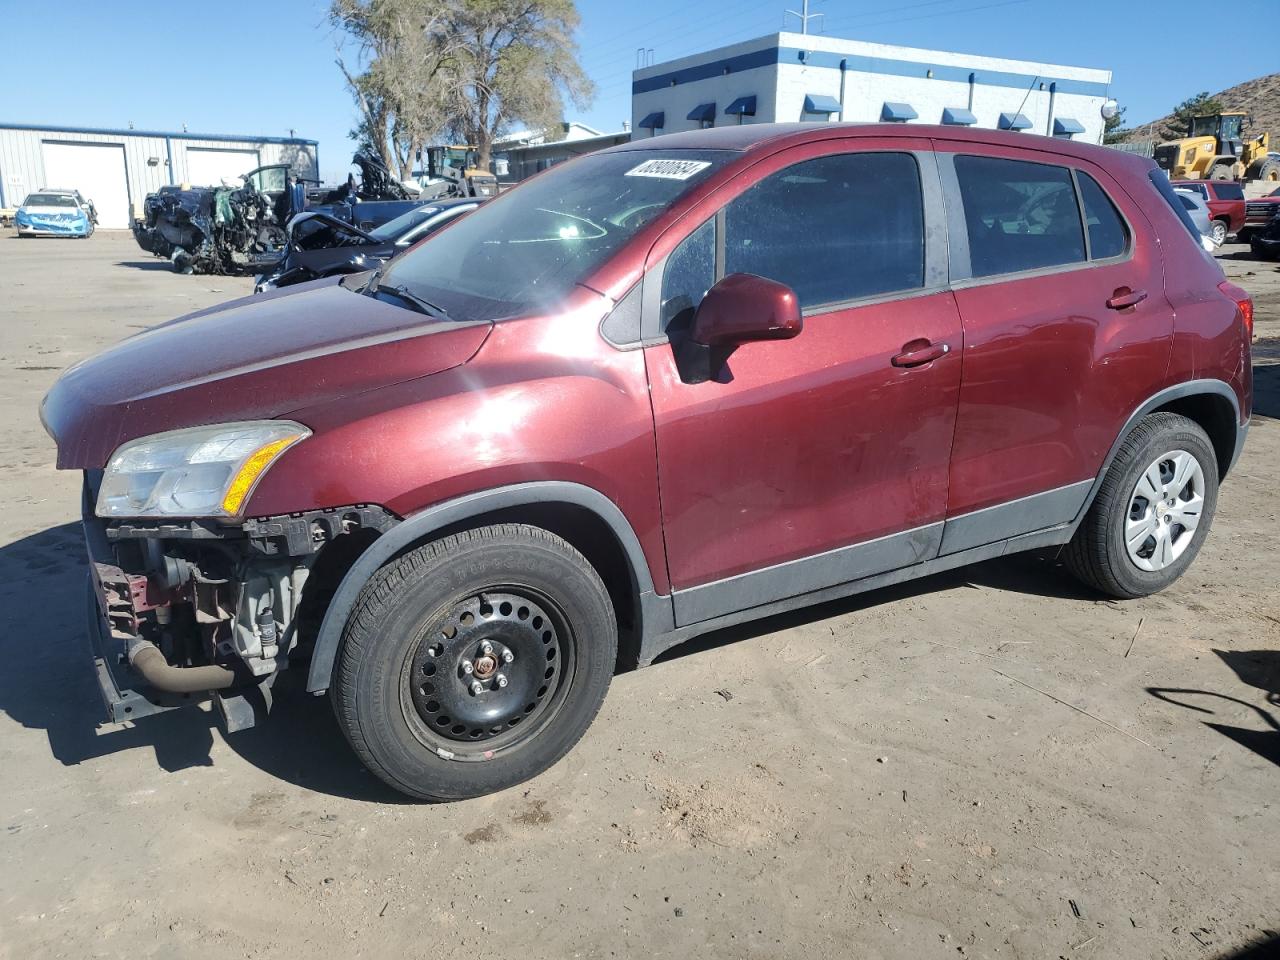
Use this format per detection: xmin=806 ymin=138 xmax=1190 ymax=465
xmin=1065 ymin=413 xmax=1218 ymax=599
xmin=333 ymin=524 xmax=617 ymax=801
xmin=1211 ymin=219 xmax=1227 ymax=246
xmin=1252 ymin=158 xmax=1280 ymax=183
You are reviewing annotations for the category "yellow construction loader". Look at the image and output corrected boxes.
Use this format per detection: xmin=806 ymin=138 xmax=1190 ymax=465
xmin=1154 ymin=112 xmax=1280 ymax=183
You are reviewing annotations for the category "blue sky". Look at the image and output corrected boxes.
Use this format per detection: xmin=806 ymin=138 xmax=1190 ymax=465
xmin=2 ymin=0 xmax=1275 ymax=183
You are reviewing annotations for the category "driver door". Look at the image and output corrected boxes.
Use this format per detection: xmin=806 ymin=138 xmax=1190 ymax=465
xmin=643 ymin=139 xmax=964 ymax=625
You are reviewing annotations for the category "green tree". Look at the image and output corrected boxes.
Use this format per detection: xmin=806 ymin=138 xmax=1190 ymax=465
xmin=1102 ymin=103 xmax=1128 ymax=144
xmin=445 ymin=0 xmax=595 ymax=170
xmin=1164 ymin=91 xmax=1224 ymax=140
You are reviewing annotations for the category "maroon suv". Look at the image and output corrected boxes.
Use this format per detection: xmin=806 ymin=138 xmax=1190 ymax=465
xmin=1169 ymin=179 xmax=1246 ymax=245
xmin=43 ymin=124 xmax=1253 ymax=800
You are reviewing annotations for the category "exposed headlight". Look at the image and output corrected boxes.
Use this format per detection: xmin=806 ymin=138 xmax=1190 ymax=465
xmin=96 ymin=421 xmax=310 ymax=519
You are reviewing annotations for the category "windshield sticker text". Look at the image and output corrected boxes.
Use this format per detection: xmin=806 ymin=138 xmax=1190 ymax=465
xmin=624 ymin=159 xmax=713 ymax=181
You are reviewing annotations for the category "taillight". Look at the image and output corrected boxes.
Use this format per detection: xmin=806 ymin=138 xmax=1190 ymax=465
xmin=1218 ymin=280 xmax=1254 ymax=339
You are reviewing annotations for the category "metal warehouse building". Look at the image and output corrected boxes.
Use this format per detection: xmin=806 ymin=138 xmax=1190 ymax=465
xmin=633 ymin=32 xmax=1112 ymax=143
xmin=0 ymin=123 xmax=318 ymax=229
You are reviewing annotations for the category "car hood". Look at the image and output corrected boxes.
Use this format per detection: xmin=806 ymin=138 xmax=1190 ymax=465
xmin=43 ymin=279 xmax=492 ymax=469
xmin=20 ymin=205 xmax=86 ymax=216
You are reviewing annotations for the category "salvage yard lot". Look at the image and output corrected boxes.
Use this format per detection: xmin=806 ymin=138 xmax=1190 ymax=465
xmin=0 ymin=231 xmax=1277 ymax=960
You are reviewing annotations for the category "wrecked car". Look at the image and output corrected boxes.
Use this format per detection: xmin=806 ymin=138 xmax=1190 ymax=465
xmin=132 ymin=152 xmax=435 ymax=275
xmin=254 ymin=197 xmax=482 ymax=292
xmin=132 ymin=165 xmax=299 ymax=274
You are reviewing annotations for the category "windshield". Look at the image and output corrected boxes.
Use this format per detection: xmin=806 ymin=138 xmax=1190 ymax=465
xmin=369 ymin=206 xmax=443 ymax=241
xmin=383 ymin=149 xmax=733 ymax=320
xmin=24 ymin=193 xmax=77 ymax=207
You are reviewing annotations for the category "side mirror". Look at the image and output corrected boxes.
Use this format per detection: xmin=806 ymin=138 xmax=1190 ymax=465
xmin=691 ymin=273 xmax=802 ymax=348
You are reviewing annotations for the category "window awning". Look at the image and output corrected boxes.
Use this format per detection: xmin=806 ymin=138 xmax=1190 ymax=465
xmin=998 ymin=112 xmax=1032 ymax=131
xmin=1053 ymin=117 xmax=1086 ymax=136
xmin=687 ymin=102 xmax=716 ymax=123
xmin=803 ymin=94 xmax=842 ymax=114
xmin=941 ymin=107 xmax=977 ymax=126
xmin=725 ymin=95 xmax=757 ymax=116
xmin=638 ymin=111 xmax=665 ymax=130
xmin=881 ymin=102 xmax=918 ymax=122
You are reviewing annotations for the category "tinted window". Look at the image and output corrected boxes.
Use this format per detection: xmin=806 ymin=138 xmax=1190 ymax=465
xmin=1212 ymin=182 xmax=1244 ymax=201
xmin=660 ymin=217 xmax=714 ymax=331
xmin=954 ymin=155 xmax=1085 ymax=277
xmin=724 ymin=152 xmax=923 ymax=308
xmin=1177 ymin=194 xmax=1197 ymax=212
xmin=1076 ymin=171 xmax=1128 ymax=260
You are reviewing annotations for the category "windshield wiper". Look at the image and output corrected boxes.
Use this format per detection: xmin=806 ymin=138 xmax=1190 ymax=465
xmin=374 ymin=283 xmax=451 ymax=320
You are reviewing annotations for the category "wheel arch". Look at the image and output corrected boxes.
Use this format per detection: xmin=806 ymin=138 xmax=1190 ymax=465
xmin=304 ymin=482 xmax=669 ymax=694
xmin=1075 ymin=379 xmax=1243 ymax=524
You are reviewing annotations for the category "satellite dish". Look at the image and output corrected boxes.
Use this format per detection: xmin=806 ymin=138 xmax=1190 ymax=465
xmin=1101 ymin=99 xmax=1119 ymax=120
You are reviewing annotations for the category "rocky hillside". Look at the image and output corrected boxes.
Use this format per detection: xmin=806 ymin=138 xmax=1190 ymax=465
xmin=1122 ymin=72 xmax=1280 ymax=143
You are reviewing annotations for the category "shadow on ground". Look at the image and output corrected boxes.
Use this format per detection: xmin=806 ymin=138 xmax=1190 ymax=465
xmin=1148 ymin=648 xmax=1280 ymax=771
xmin=653 ymin=549 xmax=1095 ymax=665
xmin=1252 ymin=356 xmax=1280 ymax=420
xmin=0 ymin=523 xmax=403 ymax=803
xmin=113 ymin=260 xmax=176 ymax=272
xmin=1215 ymin=932 xmax=1280 ymax=959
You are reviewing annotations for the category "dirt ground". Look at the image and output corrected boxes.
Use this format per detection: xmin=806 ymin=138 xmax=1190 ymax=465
xmin=0 ymin=232 xmax=1277 ymax=960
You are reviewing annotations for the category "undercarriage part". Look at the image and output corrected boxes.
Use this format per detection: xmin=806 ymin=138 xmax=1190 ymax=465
xmin=127 ymin=637 xmax=235 ymax=693
xmin=87 ymin=498 xmax=399 ymax=725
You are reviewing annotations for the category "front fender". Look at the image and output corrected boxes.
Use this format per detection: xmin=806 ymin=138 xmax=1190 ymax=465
xmin=304 ymin=481 xmax=669 ymax=693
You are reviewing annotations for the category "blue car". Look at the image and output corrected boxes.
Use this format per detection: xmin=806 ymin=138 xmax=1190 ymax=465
xmin=15 ymin=190 xmax=94 ymax=238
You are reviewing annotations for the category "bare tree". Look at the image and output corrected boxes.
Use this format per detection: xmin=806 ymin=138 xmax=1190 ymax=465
xmin=332 ymin=0 xmax=593 ymax=177
xmin=445 ymin=0 xmax=594 ymax=170
xmin=331 ymin=0 xmax=462 ymax=178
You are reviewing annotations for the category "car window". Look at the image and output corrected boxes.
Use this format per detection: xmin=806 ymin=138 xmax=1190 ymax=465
xmin=1076 ymin=171 xmax=1128 ymax=260
xmin=723 ymin=152 xmax=924 ymax=309
xmin=1212 ymin=183 xmax=1244 ymax=201
xmin=384 ymin=149 xmax=732 ymax=321
xmin=24 ymin=193 xmax=77 ymax=207
xmin=954 ymin=155 xmax=1085 ymax=278
xmin=1177 ymin=194 xmax=1197 ymax=211
xmin=248 ymin=167 xmax=287 ymax=194
xmin=1174 ymin=183 xmax=1207 ymax=199
xmin=660 ymin=217 xmax=715 ymax=331
xmin=400 ymin=206 xmax=474 ymax=245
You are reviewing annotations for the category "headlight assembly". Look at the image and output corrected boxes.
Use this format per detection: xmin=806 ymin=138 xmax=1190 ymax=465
xmin=96 ymin=421 xmax=310 ymax=519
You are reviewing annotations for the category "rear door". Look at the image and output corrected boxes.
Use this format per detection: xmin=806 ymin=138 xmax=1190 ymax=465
xmin=936 ymin=142 xmax=1172 ymax=554
xmin=643 ymin=137 xmax=964 ymax=625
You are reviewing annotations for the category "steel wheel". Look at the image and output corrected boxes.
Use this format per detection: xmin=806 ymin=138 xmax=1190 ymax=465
xmin=402 ymin=588 xmax=573 ymax=758
xmin=1124 ymin=449 xmax=1205 ymax=572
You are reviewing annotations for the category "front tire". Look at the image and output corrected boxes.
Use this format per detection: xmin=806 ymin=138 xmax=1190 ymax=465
xmin=1065 ymin=413 xmax=1219 ymax=599
xmin=333 ymin=524 xmax=617 ymax=801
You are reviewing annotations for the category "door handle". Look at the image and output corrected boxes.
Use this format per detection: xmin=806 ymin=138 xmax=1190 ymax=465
xmin=1106 ymin=288 xmax=1148 ymax=310
xmin=891 ymin=340 xmax=950 ymax=368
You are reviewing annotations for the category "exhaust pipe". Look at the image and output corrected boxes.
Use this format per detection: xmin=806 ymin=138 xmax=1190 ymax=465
xmin=127 ymin=639 xmax=235 ymax=693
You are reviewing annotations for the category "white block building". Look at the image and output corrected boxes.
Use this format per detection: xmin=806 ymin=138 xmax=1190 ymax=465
xmin=0 ymin=123 xmax=318 ymax=228
xmin=632 ymin=33 xmax=1112 ymax=144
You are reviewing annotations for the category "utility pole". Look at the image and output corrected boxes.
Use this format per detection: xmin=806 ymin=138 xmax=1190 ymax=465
xmin=785 ymin=0 xmax=823 ymax=34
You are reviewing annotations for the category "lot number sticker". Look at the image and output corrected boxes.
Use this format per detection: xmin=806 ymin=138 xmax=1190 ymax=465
xmin=625 ymin=159 xmax=712 ymax=180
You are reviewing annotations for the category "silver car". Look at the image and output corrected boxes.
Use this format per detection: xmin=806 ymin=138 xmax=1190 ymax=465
xmin=1173 ymin=188 xmax=1219 ymax=251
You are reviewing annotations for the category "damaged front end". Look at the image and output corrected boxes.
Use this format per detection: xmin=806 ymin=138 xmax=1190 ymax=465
xmin=83 ymin=473 xmax=396 ymax=731
xmin=132 ymin=180 xmax=289 ymax=276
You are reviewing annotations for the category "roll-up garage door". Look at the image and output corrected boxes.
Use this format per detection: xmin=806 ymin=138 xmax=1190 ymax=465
xmin=185 ymin=148 xmax=260 ymax=188
xmin=41 ymin=141 xmax=130 ymax=228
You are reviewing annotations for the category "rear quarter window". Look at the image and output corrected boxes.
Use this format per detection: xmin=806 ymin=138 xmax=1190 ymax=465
xmin=1076 ymin=171 xmax=1128 ymax=260
xmin=1211 ymin=183 xmax=1244 ymax=201
xmin=953 ymin=155 xmax=1085 ymax=278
